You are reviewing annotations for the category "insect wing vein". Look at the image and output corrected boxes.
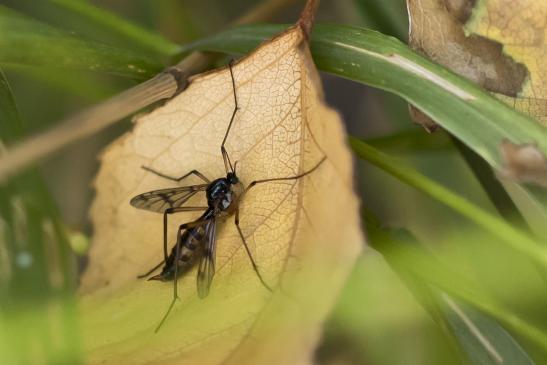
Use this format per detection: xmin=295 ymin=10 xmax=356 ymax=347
xmin=130 ymin=184 xmax=208 ymax=213
xmin=197 ymin=218 xmax=217 ymax=298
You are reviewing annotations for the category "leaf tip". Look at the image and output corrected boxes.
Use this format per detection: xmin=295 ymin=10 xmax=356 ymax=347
xmin=297 ymin=0 xmax=319 ymax=39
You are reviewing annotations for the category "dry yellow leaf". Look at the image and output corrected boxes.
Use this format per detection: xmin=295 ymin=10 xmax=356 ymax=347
xmin=407 ymin=0 xmax=547 ymax=125
xmin=78 ymin=20 xmax=363 ymax=365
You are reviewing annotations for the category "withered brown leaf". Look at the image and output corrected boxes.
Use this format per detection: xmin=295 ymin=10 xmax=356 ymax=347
xmin=407 ymin=0 xmax=547 ymax=126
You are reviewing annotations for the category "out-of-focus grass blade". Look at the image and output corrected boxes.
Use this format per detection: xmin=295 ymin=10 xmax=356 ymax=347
xmin=4 ymin=64 xmax=127 ymax=101
xmin=364 ymin=211 xmax=546 ymax=360
xmin=365 ymin=212 xmax=535 ymax=364
xmin=0 ymin=5 xmax=162 ymax=79
xmin=0 ymin=68 xmax=81 ymax=364
xmin=366 ymin=128 xmax=452 ymax=153
xmin=442 ymin=295 xmax=535 ymax=365
xmin=49 ymin=0 xmax=179 ymax=57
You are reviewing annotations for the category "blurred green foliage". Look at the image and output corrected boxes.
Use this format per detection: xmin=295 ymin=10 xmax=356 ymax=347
xmin=0 ymin=68 xmax=80 ymax=364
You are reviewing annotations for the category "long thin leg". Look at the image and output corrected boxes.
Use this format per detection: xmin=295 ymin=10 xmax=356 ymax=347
xmin=232 ymin=157 xmax=326 ymax=292
xmin=154 ymin=217 xmax=212 ymax=333
xmin=155 ymin=297 xmax=177 ymax=333
xmin=162 ymin=206 xmax=207 ymax=263
xmin=245 ymin=157 xmax=326 ymax=192
xmin=221 ymin=60 xmax=239 ymax=174
xmin=154 ymin=227 xmax=184 ymax=333
xmin=142 ymin=166 xmax=210 ymax=183
xmin=234 ymin=207 xmax=272 ymax=292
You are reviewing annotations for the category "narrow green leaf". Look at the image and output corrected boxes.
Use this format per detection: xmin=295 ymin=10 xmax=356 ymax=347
xmin=0 ymin=69 xmax=23 ymax=139
xmin=49 ymin=0 xmax=179 ymax=57
xmin=451 ymin=136 xmax=530 ymax=231
xmin=366 ymin=128 xmax=452 ymax=153
xmin=3 ymin=64 xmax=127 ymax=101
xmin=0 ymin=5 xmax=162 ymax=79
xmin=442 ymin=296 xmax=535 ymax=365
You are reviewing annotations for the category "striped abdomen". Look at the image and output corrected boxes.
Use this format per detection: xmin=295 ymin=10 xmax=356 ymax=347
xmin=153 ymin=212 xmax=210 ymax=281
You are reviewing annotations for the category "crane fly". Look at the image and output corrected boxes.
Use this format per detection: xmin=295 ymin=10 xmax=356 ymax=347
xmin=130 ymin=60 xmax=326 ymax=332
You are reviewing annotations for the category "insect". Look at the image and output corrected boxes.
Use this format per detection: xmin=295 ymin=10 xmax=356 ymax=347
xmin=130 ymin=61 xmax=326 ymax=332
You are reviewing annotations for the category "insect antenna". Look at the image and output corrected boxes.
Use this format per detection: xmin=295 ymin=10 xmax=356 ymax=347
xmin=221 ymin=59 xmax=239 ymax=174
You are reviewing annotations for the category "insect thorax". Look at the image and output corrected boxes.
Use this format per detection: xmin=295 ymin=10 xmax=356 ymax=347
xmin=206 ymin=178 xmax=242 ymax=214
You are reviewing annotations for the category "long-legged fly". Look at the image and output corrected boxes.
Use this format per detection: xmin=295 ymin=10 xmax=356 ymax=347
xmin=130 ymin=60 xmax=325 ymax=332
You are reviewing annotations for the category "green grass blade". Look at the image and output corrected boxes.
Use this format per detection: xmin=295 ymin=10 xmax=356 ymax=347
xmin=0 ymin=5 xmax=162 ymax=79
xmin=0 ymin=71 xmax=23 ymax=138
xmin=49 ymin=0 xmax=179 ymax=57
xmin=451 ymin=136 xmax=530 ymax=230
xmin=351 ymin=137 xmax=547 ymax=267
xmin=442 ymin=297 xmax=536 ymax=365
xmin=0 ymin=68 xmax=81 ymax=364
xmin=366 ymin=128 xmax=452 ymax=153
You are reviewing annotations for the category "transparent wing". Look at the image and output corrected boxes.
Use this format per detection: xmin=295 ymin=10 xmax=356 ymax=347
xmin=197 ymin=218 xmax=217 ymax=298
xmin=130 ymin=184 xmax=208 ymax=213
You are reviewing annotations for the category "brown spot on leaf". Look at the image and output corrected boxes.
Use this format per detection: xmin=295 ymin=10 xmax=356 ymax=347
xmin=408 ymin=106 xmax=439 ymax=133
xmin=499 ymin=140 xmax=547 ymax=187
xmin=408 ymin=0 xmax=527 ymax=97
xmin=444 ymin=0 xmax=476 ymax=23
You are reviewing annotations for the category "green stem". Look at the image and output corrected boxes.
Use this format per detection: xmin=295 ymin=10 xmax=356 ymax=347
xmin=350 ymin=137 xmax=547 ymax=267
